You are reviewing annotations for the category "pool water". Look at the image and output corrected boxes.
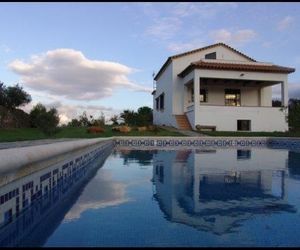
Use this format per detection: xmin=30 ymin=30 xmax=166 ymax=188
xmin=1 ymin=147 xmax=300 ymax=247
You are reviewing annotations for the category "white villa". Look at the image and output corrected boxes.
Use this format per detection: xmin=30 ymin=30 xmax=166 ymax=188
xmin=152 ymin=43 xmax=295 ymax=132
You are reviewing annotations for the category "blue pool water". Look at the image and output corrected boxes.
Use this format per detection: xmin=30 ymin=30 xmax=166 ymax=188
xmin=1 ymin=147 xmax=300 ymax=247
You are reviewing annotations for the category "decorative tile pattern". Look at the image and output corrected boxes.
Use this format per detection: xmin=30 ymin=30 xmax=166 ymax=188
xmin=114 ymin=139 xmax=268 ymax=148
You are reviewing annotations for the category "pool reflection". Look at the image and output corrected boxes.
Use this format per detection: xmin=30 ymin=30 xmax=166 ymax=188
xmin=0 ymin=145 xmax=112 ymax=247
xmin=152 ymin=149 xmax=298 ymax=235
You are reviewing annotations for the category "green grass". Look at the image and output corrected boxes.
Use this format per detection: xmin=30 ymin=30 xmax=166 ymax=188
xmin=0 ymin=126 xmax=185 ymax=142
xmin=200 ymin=131 xmax=300 ymax=137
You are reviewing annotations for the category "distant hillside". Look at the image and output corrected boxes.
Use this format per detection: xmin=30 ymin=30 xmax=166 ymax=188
xmin=0 ymin=106 xmax=30 ymax=128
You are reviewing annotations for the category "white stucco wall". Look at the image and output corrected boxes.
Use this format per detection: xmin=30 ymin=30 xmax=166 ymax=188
xmin=153 ymin=62 xmax=177 ymax=127
xmin=195 ymin=105 xmax=288 ymax=132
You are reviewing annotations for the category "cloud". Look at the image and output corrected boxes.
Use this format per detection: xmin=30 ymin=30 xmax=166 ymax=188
xmin=144 ymin=17 xmax=182 ymax=41
xmin=210 ymin=29 xmax=257 ymax=46
xmin=277 ymin=16 xmax=294 ymax=31
xmin=167 ymin=40 xmax=206 ymax=53
xmin=64 ymin=169 xmax=131 ymax=221
xmin=0 ymin=44 xmax=12 ymax=53
xmin=171 ymin=2 xmax=238 ymax=18
xmin=9 ymin=48 xmax=151 ymax=101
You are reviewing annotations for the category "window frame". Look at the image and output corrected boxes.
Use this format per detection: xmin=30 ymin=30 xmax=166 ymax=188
xmin=225 ymin=89 xmax=241 ymax=106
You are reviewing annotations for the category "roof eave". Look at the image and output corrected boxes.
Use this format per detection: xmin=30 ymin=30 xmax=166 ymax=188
xmin=178 ymin=65 xmax=296 ymax=78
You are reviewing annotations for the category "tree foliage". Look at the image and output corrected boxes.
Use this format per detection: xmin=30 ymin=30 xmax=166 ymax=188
xmin=110 ymin=115 xmax=119 ymax=125
xmin=120 ymin=106 xmax=153 ymax=126
xmin=272 ymin=99 xmax=282 ymax=107
xmin=67 ymin=111 xmax=106 ymax=127
xmin=0 ymin=82 xmax=31 ymax=109
xmin=29 ymin=103 xmax=60 ymax=135
xmin=288 ymin=98 xmax=300 ymax=131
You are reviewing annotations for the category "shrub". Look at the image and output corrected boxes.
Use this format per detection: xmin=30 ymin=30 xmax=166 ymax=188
xmin=29 ymin=103 xmax=60 ymax=135
xmin=118 ymin=125 xmax=131 ymax=133
xmin=137 ymin=126 xmax=147 ymax=132
xmin=87 ymin=126 xmax=104 ymax=134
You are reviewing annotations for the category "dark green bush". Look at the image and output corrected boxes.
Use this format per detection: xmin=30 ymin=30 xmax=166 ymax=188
xmin=29 ymin=103 xmax=60 ymax=135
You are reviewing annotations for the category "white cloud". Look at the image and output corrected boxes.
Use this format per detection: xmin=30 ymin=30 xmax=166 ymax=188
xmin=145 ymin=17 xmax=182 ymax=41
xmin=0 ymin=44 xmax=12 ymax=53
xmin=210 ymin=28 xmax=257 ymax=46
xmin=64 ymin=169 xmax=131 ymax=221
xmin=9 ymin=48 xmax=151 ymax=101
xmin=277 ymin=16 xmax=294 ymax=31
xmin=171 ymin=2 xmax=238 ymax=18
xmin=167 ymin=40 xmax=206 ymax=53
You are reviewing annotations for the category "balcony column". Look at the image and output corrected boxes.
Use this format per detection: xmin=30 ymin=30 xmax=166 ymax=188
xmin=193 ymin=70 xmax=201 ymax=128
xmin=281 ymin=80 xmax=288 ymax=107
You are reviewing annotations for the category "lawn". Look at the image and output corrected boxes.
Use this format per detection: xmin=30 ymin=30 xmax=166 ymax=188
xmin=0 ymin=126 xmax=185 ymax=142
xmin=200 ymin=131 xmax=300 ymax=137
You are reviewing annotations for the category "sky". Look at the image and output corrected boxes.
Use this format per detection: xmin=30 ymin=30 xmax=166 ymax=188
xmin=0 ymin=2 xmax=299 ymax=124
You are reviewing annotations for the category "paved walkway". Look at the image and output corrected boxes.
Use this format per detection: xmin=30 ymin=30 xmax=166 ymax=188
xmin=160 ymin=126 xmax=209 ymax=137
xmin=0 ymin=138 xmax=79 ymax=150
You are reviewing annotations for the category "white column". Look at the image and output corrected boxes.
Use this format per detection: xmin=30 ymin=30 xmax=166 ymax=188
xmin=194 ymin=70 xmax=200 ymax=129
xmin=281 ymin=80 xmax=288 ymax=107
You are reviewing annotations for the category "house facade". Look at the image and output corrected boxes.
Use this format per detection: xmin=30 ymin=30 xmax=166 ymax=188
xmin=152 ymin=43 xmax=295 ymax=132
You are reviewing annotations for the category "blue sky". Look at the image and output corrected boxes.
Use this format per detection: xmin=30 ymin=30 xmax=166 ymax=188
xmin=0 ymin=2 xmax=299 ymax=123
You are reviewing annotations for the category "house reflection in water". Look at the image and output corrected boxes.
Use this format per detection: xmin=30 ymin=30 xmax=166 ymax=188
xmin=152 ymin=148 xmax=297 ymax=235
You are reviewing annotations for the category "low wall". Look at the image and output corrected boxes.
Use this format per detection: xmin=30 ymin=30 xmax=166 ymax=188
xmin=196 ymin=105 xmax=288 ymax=132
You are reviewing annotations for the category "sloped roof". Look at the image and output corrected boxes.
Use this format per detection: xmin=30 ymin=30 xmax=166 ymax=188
xmin=154 ymin=43 xmax=256 ymax=81
xmin=178 ymin=60 xmax=295 ymax=78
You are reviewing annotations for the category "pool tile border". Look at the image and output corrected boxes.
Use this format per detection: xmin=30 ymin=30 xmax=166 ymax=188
xmin=114 ymin=136 xmax=300 ymax=149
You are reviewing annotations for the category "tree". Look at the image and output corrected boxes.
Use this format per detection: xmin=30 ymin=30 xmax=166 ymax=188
xmin=136 ymin=106 xmax=153 ymax=126
xmin=30 ymin=103 xmax=60 ymax=135
xmin=288 ymin=98 xmax=300 ymax=131
xmin=67 ymin=118 xmax=81 ymax=127
xmin=0 ymin=82 xmax=31 ymax=109
xmin=120 ymin=109 xmax=137 ymax=126
xmin=110 ymin=115 xmax=119 ymax=125
xmin=119 ymin=107 xmax=153 ymax=127
xmin=78 ymin=111 xmax=90 ymax=127
xmin=272 ymin=99 xmax=282 ymax=107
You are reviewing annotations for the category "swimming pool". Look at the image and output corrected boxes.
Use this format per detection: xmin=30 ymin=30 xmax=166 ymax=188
xmin=1 ymin=145 xmax=300 ymax=247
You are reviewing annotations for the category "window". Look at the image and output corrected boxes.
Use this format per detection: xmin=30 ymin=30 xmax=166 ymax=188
xmin=237 ymin=150 xmax=251 ymax=159
xmin=205 ymin=52 xmax=216 ymax=59
xmin=200 ymin=89 xmax=207 ymax=102
xmin=159 ymin=93 xmax=164 ymax=110
xmin=237 ymin=120 xmax=251 ymax=131
xmin=225 ymin=89 xmax=241 ymax=106
xmin=156 ymin=93 xmax=165 ymax=111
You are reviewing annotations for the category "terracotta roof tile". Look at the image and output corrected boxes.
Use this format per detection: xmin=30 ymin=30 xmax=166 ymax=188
xmin=178 ymin=60 xmax=295 ymax=78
